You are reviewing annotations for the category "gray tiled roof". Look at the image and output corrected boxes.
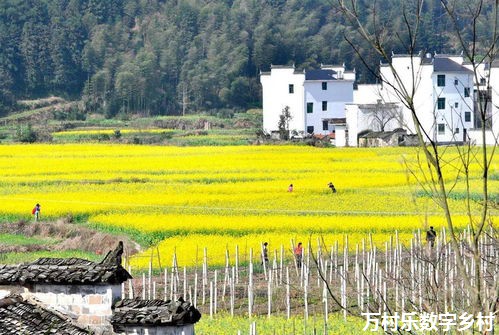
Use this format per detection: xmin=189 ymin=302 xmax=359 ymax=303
xmin=0 ymin=295 xmax=92 ymax=334
xmin=305 ymin=69 xmax=337 ymax=81
xmin=0 ymin=243 xmax=132 ymax=285
xmin=110 ymin=298 xmax=201 ymax=331
xmin=434 ymin=57 xmax=473 ymax=73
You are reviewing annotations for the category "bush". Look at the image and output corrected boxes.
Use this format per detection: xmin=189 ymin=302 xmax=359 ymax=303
xmin=14 ymin=124 xmax=37 ymax=143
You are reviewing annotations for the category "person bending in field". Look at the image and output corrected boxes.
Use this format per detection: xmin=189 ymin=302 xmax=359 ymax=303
xmin=328 ymin=182 xmax=337 ymax=193
xmin=294 ymin=242 xmax=303 ymax=269
xmin=288 ymin=184 xmax=294 ymax=192
xmin=32 ymin=203 xmax=41 ymax=222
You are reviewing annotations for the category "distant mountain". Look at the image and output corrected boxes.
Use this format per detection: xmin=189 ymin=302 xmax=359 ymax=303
xmin=0 ymin=0 xmax=491 ymax=117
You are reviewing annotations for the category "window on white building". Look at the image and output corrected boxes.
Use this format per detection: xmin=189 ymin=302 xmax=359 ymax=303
xmin=307 ymin=126 xmax=314 ymax=134
xmin=438 ymin=123 xmax=445 ymax=134
xmin=464 ymin=87 xmax=470 ymax=97
xmin=437 ymin=75 xmax=446 ymax=87
xmin=289 ymin=84 xmax=294 ymax=94
xmin=307 ymin=102 xmax=313 ymax=113
xmin=465 ymin=111 xmax=471 ymax=122
xmin=480 ymin=77 xmax=486 ymax=85
xmin=455 ymin=128 xmax=460 ymax=134
xmin=454 ymin=102 xmax=459 ymax=108
xmin=322 ymin=82 xmax=327 ymax=90
xmin=322 ymin=120 xmax=328 ymax=131
xmin=322 ymin=101 xmax=327 ymax=111
xmin=454 ymin=78 xmax=458 ymax=85
xmin=437 ymin=97 xmax=445 ymax=110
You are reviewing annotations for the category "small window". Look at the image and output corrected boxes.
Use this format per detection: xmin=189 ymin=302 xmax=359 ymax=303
xmin=289 ymin=84 xmax=294 ymax=94
xmin=437 ymin=97 xmax=446 ymax=110
xmin=438 ymin=123 xmax=445 ymax=134
xmin=464 ymin=87 xmax=470 ymax=97
xmin=322 ymin=101 xmax=327 ymax=111
xmin=322 ymin=120 xmax=329 ymax=131
xmin=465 ymin=111 xmax=471 ymax=122
xmin=455 ymin=127 xmax=460 ymax=134
xmin=307 ymin=102 xmax=313 ymax=114
xmin=437 ymin=74 xmax=446 ymax=87
xmin=322 ymin=82 xmax=327 ymax=90
xmin=480 ymin=78 xmax=486 ymax=85
xmin=454 ymin=78 xmax=458 ymax=85
xmin=307 ymin=126 xmax=314 ymax=134
xmin=454 ymin=102 xmax=459 ymax=108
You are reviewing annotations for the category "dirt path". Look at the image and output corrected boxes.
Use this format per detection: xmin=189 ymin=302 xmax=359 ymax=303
xmin=0 ymin=218 xmax=141 ymax=257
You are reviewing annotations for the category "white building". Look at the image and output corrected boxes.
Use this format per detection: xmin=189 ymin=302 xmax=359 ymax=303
xmin=346 ymin=54 xmax=476 ymax=146
xmin=260 ymin=64 xmax=355 ymax=136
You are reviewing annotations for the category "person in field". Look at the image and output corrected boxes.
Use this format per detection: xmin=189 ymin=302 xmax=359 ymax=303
xmin=328 ymin=182 xmax=336 ymax=193
xmin=288 ymin=184 xmax=294 ymax=192
xmin=262 ymin=242 xmax=269 ymax=266
xmin=294 ymin=242 xmax=303 ymax=268
xmin=426 ymin=226 xmax=437 ymax=248
xmin=32 ymin=203 xmax=41 ymax=222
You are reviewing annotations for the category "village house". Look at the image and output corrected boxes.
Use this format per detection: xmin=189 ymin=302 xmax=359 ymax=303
xmin=0 ymin=242 xmax=201 ymax=334
xmin=260 ymin=64 xmax=355 ymax=137
xmin=345 ymin=53 xmax=498 ymax=147
xmin=263 ymin=53 xmax=498 ymax=147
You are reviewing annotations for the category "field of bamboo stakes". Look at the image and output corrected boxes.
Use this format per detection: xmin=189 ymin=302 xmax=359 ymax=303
xmin=123 ymin=226 xmax=498 ymax=331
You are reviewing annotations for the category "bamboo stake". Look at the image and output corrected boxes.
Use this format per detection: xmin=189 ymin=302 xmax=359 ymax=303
xmin=142 ymin=273 xmax=146 ymax=299
xmin=128 ymin=266 xmax=133 ymax=299
xmin=286 ymin=266 xmax=290 ymax=319
xmin=164 ymin=268 xmax=168 ymax=301
xmin=235 ymin=244 xmax=239 ymax=284
xmin=194 ymin=272 xmax=198 ymax=307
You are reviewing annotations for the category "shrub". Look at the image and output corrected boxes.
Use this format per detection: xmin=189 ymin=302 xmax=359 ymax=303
xmin=14 ymin=124 xmax=37 ymax=143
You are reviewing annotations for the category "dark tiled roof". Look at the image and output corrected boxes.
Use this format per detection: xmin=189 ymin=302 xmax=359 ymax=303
xmin=110 ymin=298 xmax=201 ymax=331
xmin=0 ymin=295 xmax=92 ymax=335
xmin=360 ymin=129 xmax=407 ymax=139
xmin=305 ymin=69 xmax=336 ymax=81
xmin=0 ymin=243 xmax=132 ymax=285
xmin=434 ymin=57 xmax=473 ymax=73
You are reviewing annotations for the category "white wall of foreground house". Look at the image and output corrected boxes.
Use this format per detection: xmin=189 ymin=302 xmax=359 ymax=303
xmin=115 ymin=324 xmax=195 ymax=335
xmin=261 ymin=67 xmax=305 ymax=134
xmin=304 ymin=80 xmax=353 ymax=135
xmin=26 ymin=284 xmax=121 ymax=329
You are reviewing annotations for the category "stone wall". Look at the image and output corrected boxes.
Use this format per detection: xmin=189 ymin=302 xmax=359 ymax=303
xmin=115 ymin=324 xmax=195 ymax=335
xmin=25 ymin=283 xmax=121 ymax=331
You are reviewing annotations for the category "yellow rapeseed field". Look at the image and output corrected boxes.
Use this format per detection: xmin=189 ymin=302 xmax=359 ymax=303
xmin=0 ymin=144 xmax=495 ymax=269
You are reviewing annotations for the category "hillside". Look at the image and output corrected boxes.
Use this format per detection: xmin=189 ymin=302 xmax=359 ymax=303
xmin=0 ymin=0 xmax=494 ymax=118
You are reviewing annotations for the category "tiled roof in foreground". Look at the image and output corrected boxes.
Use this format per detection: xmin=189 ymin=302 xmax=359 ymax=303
xmin=0 ymin=295 xmax=91 ymax=335
xmin=110 ymin=298 xmax=201 ymax=330
xmin=0 ymin=242 xmax=131 ymax=285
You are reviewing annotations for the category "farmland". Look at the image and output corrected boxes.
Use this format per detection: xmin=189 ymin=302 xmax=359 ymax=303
xmin=0 ymin=144 xmax=494 ymax=269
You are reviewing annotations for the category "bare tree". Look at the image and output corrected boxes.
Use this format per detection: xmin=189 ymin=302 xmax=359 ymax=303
xmin=364 ymin=100 xmax=404 ymax=132
xmin=277 ymin=106 xmax=292 ymax=140
xmin=332 ymin=0 xmax=498 ymax=324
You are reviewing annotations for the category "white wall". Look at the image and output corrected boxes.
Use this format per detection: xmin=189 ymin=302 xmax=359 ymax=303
xmin=304 ymin=80 xmax=353 ymax=135
xmin=488 ymin=66 xmax=499 ymax=144
xmin=27 ymin=284 xmax=121 ymax=329
xmin=115 ymin=324 xmax=195 ymax=335
xmin=261 ymin=68 xmax=305 ymax=133
xmin=379 ymin=55 xmax=474 ymax=143
xmin=431 ymin=72 xmax=474 ymax=142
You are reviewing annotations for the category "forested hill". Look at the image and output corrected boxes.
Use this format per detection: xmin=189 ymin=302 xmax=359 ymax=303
xmin=0 ymin=0 xmax=488 ymax=117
